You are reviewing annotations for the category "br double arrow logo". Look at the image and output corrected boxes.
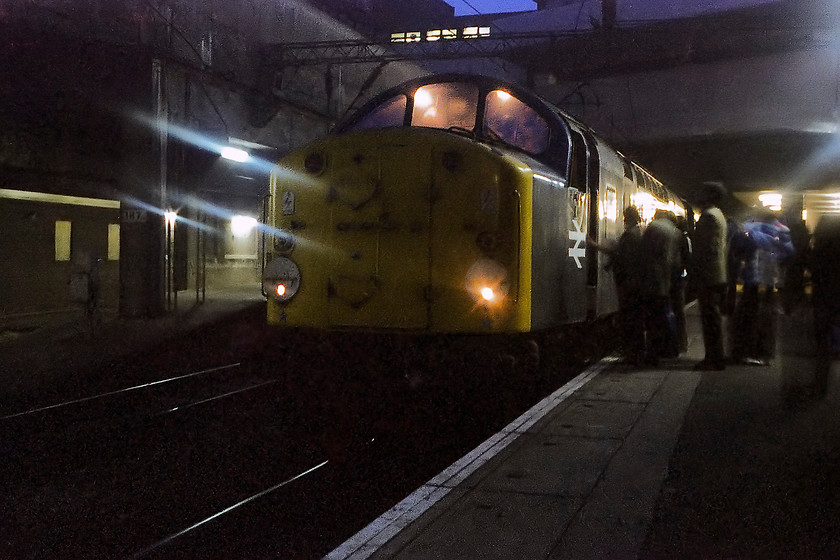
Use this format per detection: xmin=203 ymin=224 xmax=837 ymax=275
xmin=568 ymin=219 xmax=585 ymax=269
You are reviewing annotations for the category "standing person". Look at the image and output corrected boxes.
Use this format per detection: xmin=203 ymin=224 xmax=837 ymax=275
xmin=810 ymin=214 xmax=840 ymax=395
xmin=728 ymin=220 xmax=761 ymax=365
xmin=692 ymin=182 xmax=729 ymax=371
xmin=672 ymin=214 xmax=692 ymax=353
xmin=640 ymin=209 xmax=682 ymax=363
xmin=590 ymin=206 xmax=645 ymax=365
xmin=725 ymin=217 xmax=742 ymax=316
xmin=783 ymin=218 xmax=810 ymax=313
xmin=745 ymin=209 xmax=794 ymax=365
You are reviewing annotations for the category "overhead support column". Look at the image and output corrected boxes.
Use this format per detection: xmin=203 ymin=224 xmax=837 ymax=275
xmin=602 ymin=0 xmax=616 ymax=29
xmin=119 ymin=57 xmax=167 ymax=318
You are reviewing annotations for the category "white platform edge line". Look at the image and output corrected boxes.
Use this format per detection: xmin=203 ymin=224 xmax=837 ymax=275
xmin=324 ymin=357 xmax=614 ymax=560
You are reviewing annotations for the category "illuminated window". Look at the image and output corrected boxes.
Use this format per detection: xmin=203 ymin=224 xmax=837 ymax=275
xmin=602 ymin=185 xmax=618 ymax=221
xmin=107 ymin=223 xmax=120 ymax=261
xmin=759 ymin=192 xmax=782 ymax=211
xmin=484 ymin=89 xmax=550 ymax=154
xmin=631 ymin=192 xmax=656 ymax=224
xmin=391 ymin=32 xmax=405 ymax=43
xmin=55 ymin=221 xmax=71 ymax=261
xmin=426 ymin=29 xmax=457 ymax=41
xmin=231 ymin=215 xmax=257 ymax=238
xmin=463 ymin=26 xmax=490 ymax=39
xmin=405 ymin=31 xmax=421 ymax=42
xmin=411 ymin=82 xmax=478 ymax=130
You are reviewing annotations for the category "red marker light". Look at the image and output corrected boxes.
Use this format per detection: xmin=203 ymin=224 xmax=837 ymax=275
xmin=276 ymin=284 xmax=287 ymax=297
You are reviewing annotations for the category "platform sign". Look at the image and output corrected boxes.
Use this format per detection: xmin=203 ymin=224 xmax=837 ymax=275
xmin=122 ymin=209 xmax=148 ymax=223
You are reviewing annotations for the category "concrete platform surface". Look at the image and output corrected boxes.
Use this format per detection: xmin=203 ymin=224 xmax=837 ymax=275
xmin=327 ymin=306 xmax=840 ymax=560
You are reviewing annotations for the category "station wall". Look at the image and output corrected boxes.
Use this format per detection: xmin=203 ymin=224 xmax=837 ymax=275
xmin=0 ymin=191 xmax=120 ymax=329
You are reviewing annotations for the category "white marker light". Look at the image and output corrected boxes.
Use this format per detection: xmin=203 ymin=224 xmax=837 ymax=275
xmin=231 ymin=215 xmax=257 ymax=238
xmin=221 ymin=146 xmax=250 ymax=162
xmin=480 ymin=287 xmax=495 ymax=301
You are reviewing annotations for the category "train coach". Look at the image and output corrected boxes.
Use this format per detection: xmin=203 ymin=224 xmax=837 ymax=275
xmin=261 ymin=73 xmax=688 ymax=347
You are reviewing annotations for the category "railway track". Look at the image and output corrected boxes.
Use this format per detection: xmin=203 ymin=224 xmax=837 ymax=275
xmin=1 ymin=314 xmax=614 ymax=558
xmin=1 ymin=362 xmax=246 ymax=420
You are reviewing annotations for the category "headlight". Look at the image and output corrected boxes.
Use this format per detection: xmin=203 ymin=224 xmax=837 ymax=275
xmin=465 ymin=258 xmax=510 ymax=304
xmin=263 ymin=256 xmax=301 ymax=303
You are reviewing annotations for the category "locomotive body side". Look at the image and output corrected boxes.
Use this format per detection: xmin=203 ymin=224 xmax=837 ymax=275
xmin=528 ymin=161 xmax=588 ymax=328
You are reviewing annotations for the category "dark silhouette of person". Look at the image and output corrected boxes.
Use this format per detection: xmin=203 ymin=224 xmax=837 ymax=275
xmin=782 ymin=217 xmax=810 ymax=313
xmin=728 ymin=220 xmax=759 ymax=364
xmin=672 ymin=214 xmax=692 ymax=353
xmin=692 ymin=182 xmax=728 ymax=371
xmin=725 ymin=217 xmax=741 ymax=316
xmin=811 ymin=214 xmax=840 ymax=395
xmin=590 ymin=206 xmax=645 ymax=365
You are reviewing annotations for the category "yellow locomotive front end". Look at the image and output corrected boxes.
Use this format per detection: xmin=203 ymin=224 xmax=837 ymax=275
xmin=263 ymin=125 xmax=529 ymax=334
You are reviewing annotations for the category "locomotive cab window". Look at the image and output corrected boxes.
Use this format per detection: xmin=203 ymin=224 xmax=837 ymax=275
xmin=484 ymin=90 xmax=550 ymax=155
xmin=569 ymin=130 xmax=588 ymax=192
xmin=349 ymin=94 xmax=407 ymax=131
xmin=411 ymin=82 xmax=478 ymax=130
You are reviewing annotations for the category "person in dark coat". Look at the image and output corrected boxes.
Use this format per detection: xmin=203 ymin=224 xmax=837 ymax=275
xmin=728 ymin=221 xmax=760 ymax=364
xmin=811 ymin=214 xmax=840 ymax=395
xmin=725 ymin=217 xmax=742 ymax=316
xmin=590 ymin=206 xmax=645 ymax=364
xmin=692 ymin=182 xmax=729 ymax=371
xmin=672 ymin=214 xmax=692 ymax=353
xmin=782 ymin=218 xmax=810 ymax=313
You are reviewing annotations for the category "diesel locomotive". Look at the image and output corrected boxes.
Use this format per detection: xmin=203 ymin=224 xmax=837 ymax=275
xmin=261 ymin=74 xmax=688 ymax=339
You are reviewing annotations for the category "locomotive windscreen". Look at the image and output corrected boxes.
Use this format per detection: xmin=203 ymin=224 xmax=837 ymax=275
xmin=344 ymin=81 xmax=551 ymax=157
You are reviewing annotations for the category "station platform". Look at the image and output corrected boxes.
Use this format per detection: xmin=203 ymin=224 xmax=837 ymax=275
xmin=327 ymin=304 xmax=840 ymax=560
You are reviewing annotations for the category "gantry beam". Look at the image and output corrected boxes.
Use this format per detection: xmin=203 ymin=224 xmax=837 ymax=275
xmin=261 ymin=2 xmax=826 ymax=81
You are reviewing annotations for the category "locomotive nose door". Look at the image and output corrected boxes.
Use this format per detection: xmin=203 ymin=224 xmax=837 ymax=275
xmin=326 ymin=145 xmax=431 ymax=329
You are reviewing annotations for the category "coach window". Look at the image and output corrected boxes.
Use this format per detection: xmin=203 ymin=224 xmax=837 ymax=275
xmin=107 ymin=223 xmax=120 ymax=260
xmin=568 ymin=131 xmax=588 ymax=192
xmin=350 ymin=94 xmax=407 ymax=131
xmin=484 ymin=90 xmax=549 ymax=155
xmin=622 ymin=158 xmax=634 ymax=180
xmin=411 ymin=82 xmax=478 ymax=130
xmin=55 ymin=220 xmax=71 ymax=261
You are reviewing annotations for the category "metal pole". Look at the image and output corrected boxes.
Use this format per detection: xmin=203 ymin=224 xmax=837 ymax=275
xmin=153 ymin=57 xmax=169 ymax=313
